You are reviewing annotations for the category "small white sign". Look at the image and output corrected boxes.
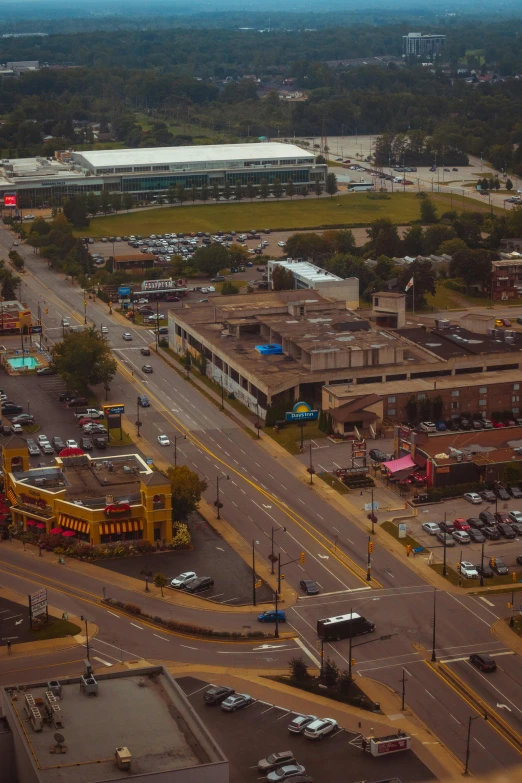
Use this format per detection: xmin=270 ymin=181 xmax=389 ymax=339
xmin=398 ymin=523 xmax=407 ymax=539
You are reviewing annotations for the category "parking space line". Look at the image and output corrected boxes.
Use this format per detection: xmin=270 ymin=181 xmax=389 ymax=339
xmin=277 ymin=711 xmax=292 ymax=720
xmin=260 ymin=705 xmax=275 ymax=714
xmin=188 ymin=684 xmax=209 ymax=696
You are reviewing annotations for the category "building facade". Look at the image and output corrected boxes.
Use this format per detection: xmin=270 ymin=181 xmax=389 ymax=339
xmin=491 ymin=256 xmax=522 ymax=300
xmin=0 ymin=142 xmax=327 ymax=207
xmin=267 ymin=259 xmax=359 ymax=308
xmin=402 ymin=32 xmax=446 ymax=58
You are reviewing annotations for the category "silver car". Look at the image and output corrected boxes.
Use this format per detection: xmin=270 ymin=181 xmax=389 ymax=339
xmin=26 ymin=440 xmax=41 ymax=457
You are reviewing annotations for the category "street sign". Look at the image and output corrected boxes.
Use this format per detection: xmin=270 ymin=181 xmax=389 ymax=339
xmin=285 ymin=401 xmax=318 ymax=422
xmin=364 ymin=502 xmax=379 ymax=511
xmin=118 ymin=286 xmax=131 ymax=296
xmin=398 ymin=523 xmax=407 ymax=539
xmin=30 ymin=325 xmax=42 ymax=333
xmin=29 ymin=588 xmax=47 ymax=619
xmin=2 ymin=636 xmax=18 ymax=641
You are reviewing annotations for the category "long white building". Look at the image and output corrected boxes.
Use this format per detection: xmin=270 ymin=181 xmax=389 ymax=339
xmin=0 ymin=142 xmax=326 ymax=207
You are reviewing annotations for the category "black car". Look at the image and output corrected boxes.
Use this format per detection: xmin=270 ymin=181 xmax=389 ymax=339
xmin=2 ymin=404 xmax=23 ymax=415
xmin=51 ymin=436 xmax=66 ymax=453
xmin=439 ymin=520 xmax=455 ymax=534
xmin=138 ymin=395 xmax=151 ymax=407
xmin=479 ymin=511 xmax=496 ymax=526
xmin=495 ymin=487 xmax=510 ymax=501
xmin=369 ymin=449 xmax=388 ymax=462
xmin=0 ymin=425 xmax=12 ymax=436
xmin=299 ymin=579 xmax=320 ymax=595
xmin=142 ymin=365 xmax=153 ymax=374
xmin=93 ymin=436 xmax=107 ymax=449
xmin=204 ymin=685 xmax=235 ymax=705
xmin=483 ymin=526 xmax=500 ymax=540
xmin=36 ymin=366 xmax=56 ymax=376
xmin=470 ymin=652 xmax=497 ymax=672
xmin=80 ymin=436 xmax=93 ymax=451
xmin=460 ymin=418 xmax=471 ymax=430
xmin=509 ymin=486 xmax=522 ymax=499
xmin=468 ymin=517 xmax=485 ymax=530
xmin=510 ymin=522 xmax=522 ymax=536
xmin=516 ymin=555 xmax=522 ymax=566
xmin=468 ymin=528 xmax=485 ymax=543
xmin=476 ymin=563 xmax=494 ymax=578
xmin=490 ymin=557 xmax=508 ymax=575
xmin=498 ymin=523 xmax=516 ymax=539
xmin=184 ymin=576 xmax=214 ymax=593
xmin=140 ymin=347 xmax=151 ymax=356
xmin=480 ymin=490 xmax=497 ymax=503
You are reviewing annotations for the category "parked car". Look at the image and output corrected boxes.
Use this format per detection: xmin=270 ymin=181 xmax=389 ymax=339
xmin=498 ymin=523 xmax=516 ymax=539
xmin=509 ymin=486 xmax=522 ymax=499
xmin=476 ymin=563 xmax=494 ymax=578
xmin=288 ymin=715 xmax=318 ymax=734
xmin=2 ymin=403 xmax=23 ymax=415
xmin=0 ymin=425 xmax=12 ymax=436
xmin=40 ymin=442 xmax=54 ymax=455
xmin=258 ymin=610 xmax=286 ymax=623
xmin=463 ymin=493 xmax=482 ymax=505
xmin=184 ymin=576 xmax=214 ymax=593
xmin=510 ymin=521 xmax=522 ymax=536
xmin=37 ymin=434 xmax=50 ymax=444
xmin=369 ymin=448 xmax=388 ymax=462
xmin=483 ymin=526 xmax=500 ymax=540
xmin=65 ymin=439 xmax=79 ymax=449
xmin=258 ymin=751 xmax=296 ymax=773
xmin=12 ymin=414 xmax=34 ymax=424
xmin=509 ymin=510 xmax=522 ymax=524
xmin=204 ymin=685 xmax=235 ymax=705
xmin=26 ymin=439 xmax=41 ymax=456
xmin=436 ymin=531 xmax=455 ymax=547
xmin=170 ymin=571 xmax=197 ymax=589
xmin=479 ymin=511 xmax=496 ymax=526
xmin=482 ymin=419 xmax=493 ymax=429
xmin=36 ymin=366 xmax=56 ymax=376
xmin=51 ymin=436 xmax=65 ymax=453
xmin=453 ymin=530 xmax=471 ymax=544
xmin=495 ymin=512 xmax=511 ymax=525
xmin=304 ymin=717 xmax=338 ymax=740
xmin=495 ymin=486 xmax=511 ymax=501
xmin=80 ymin=437 xmax=93 ymax=451
xmin=458 ymin=561 xmax=479 ymax=579
xmin=93 ymin=436 xmax=107 ymax=449
xmin=267 ymin=766 xmax=306 ymax=782
xmin=221 ymin=693 xmax=253 ymax=712
xmin=468 ymin=517 xmax=485 ymax=530
xmin=470 ymin=653 xmax=497 ymax=672
xmin=74 ymin=408 xmax=104 ymax=420
xmin=82 ymin=424 xmax=107 ymax=434
xmin=299 ymin=579 xmax=319 ymax=595
xmin=468 ymin=528 xmax=485 ymax=543
xmin=439 ymin=520 xmax=455 ymax=533
xmin=453 ymin=518 xmax=471 ymax=531
xmin=422 ymin=521 xmax=440 ymax=535
xmin=490 ymin=557 xmax=508 ymax=575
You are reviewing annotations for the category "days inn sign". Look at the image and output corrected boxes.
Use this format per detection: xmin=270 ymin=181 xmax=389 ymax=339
xmin=285 ymin=401 xmax=319 ymax=423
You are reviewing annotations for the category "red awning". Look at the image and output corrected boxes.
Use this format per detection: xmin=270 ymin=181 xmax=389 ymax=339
xmin=382 ymin=455 xmax=416 ymax=474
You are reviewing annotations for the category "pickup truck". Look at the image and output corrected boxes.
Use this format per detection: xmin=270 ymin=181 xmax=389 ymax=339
xmin=73 ymin=408 xmax=104 ymax=420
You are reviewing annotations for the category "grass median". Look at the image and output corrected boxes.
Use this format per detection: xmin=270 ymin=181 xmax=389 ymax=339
xmin=32 ymin=616 xmax=81 ymax=641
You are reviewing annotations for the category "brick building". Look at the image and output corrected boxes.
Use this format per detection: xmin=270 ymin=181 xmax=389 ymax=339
xmin=491 ymin=256 xmax=522 ymax=300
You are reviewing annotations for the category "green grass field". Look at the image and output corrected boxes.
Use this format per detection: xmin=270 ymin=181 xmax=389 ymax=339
xmin=80 ymin=192 xmax=492 ymax=238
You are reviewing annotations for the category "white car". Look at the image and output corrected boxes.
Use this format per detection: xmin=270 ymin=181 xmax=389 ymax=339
xmin=37 ymin=434 xmax=50 ymax=444
xmin=458 ymin=561 xmax=479 ymax=579
xmin=509 ymin=510 xmax=522 ymax=524
xmin=101 ymin=326 xmax=109 ymax=334
xmin=422 ymin=521 xmax=440 ymax=536
xmin=137 ymin=298 xmax=149 ymax=304
xmin=200 ymin=288 xmax=208 ymax=294
xmin=304 ymin=717 xmax=338 ymax=739
xmin=170 ymin=571 xmax=197 ymax=589
xmin=464 ymin=492 xmax=482 ymax=504
xmin=278 ymin=241 xmax=286 ymax=247
xmin=207 ymin=286 xmax=216 ymax=293
xmin=157 ymin=435 xmax=170 ymax=446
xmin=65 ymin=439 xmax=79 ymax=449
xmin=122 ymin=332 xmax=133 ymax=340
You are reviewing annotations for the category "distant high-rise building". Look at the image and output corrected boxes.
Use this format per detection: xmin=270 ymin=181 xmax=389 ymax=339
xmin=402 ymin=32 xmax=446 ymax=58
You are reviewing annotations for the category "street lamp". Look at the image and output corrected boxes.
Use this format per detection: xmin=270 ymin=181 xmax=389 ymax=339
xmin=214 ymin=474 xmax=229 ymax=519
xmin=173 ymin=434 xmax=186 ymax=467
xmin=431 ymin=587 xmax=437 ymax=662
xmin=270 ymin=525 xmax=287 ymax=574
xmin=307 ymin=442 xmax=315 ymax=484
xmin=80 ymin=615 xmax=90 ymax=661
xmin=464 ymin=713 xmax=488 ymax=775
xmin=136 ymin=396 xmax=142 ymax=437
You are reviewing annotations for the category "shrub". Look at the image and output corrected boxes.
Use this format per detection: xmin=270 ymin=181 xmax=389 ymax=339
xmin=123 ymin=603 xmax=142 ymax=615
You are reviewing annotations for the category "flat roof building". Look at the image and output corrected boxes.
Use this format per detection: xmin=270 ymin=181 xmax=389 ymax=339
xmin=267 ymin=259 xmax=359 ymax=308
xmin=0 ymin=142 xmax=326 ymax=207
xmin=402 ymin=32 xmax=446 ymax=58
xmin=0 ymin=665 xmax=228 ymax=783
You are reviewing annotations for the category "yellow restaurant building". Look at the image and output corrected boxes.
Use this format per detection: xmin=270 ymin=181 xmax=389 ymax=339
xmin=2 ymin=437 xmax=173 ymax=545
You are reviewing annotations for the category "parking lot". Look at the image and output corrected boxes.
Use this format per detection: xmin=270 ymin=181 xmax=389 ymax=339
xmin=176 ymin=675 xmax=435 ymax=783
xmin=95 ymin=510 xmax=274 ymax=606
xmin=0 ymin=596 xmax=33 ymax=646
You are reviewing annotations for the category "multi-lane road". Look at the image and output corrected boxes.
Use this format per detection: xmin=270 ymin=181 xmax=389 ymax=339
xmin=1 ymin=222 xmax=522 ymax=776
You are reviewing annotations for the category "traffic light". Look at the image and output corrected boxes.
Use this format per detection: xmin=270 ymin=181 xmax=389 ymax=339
xmin=513 ymin=572 xmax=517 ymax=582
xmin=45 ymin=307 xmax=48 ymax=314
xmin=368 ymin=541 xmax=374 ymax=553
xmin=406 ymin=544 xmax=412 ymax=556
xmin=255 ymin=579 xmax=262 ymax=589
xmin=491 ymin=557 xmax=496 ymax=567
xmin=280 ymin=573 xmax=285 ymax=581
xmin=351 ymin=658 xmax=356 ymax=666
xmin=300 ymin=552 xmax=305 ymax=564
xmin=84 ymin=299 xmax=87 ymax=306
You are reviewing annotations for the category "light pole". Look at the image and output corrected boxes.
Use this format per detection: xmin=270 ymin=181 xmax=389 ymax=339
xmin=270 ymin=525 xmax=286 ymax=574
xmin=252 ymin=539 xmax=257 ymax=606
xmin=401 ymin=668 xmax=407 ymax=711
xmin=366 ymin=536 xmax=372 ymax=582
xmin=464 ymin=714 xmax=487 ymax=775
xmin=431 ymin=587 xmax=437 ymax=662
xmin=308 ymin=442 xmax=315 ymax=484
xmin=80 ymin=615 xmax=90 ymax=661
xmin=173 ymin=434 xmax=186 ymax=467
xmin=348 ymin=605 xmax=354 ymax=682
xmin=215 ymin=474 xmax=229 ymax=519
xmin=479 ymin=539 xmax=485 ymax=587
xmin=136 ymin=396 xmax=142 ymax=437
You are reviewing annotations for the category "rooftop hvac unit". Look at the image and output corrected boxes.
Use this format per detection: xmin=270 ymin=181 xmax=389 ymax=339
xmin=30 ymin=707 xmax=43 ymax=732
xmin=436 ymin=319 xmax=450 ymax=330
xmin=115 ymin=747 xmax=132 ymax=770
xmin=505 ymin=336 xmax=515 ymax=344
xmin=80 ymin=675 xmax=98 ymax=697
xmin=505 ymin=330 xmax=515 ymax=338
xmin=456 ymin=454 xmax=463 ymax=462
xmin=466 ymin=454 xmax=472 ymax=461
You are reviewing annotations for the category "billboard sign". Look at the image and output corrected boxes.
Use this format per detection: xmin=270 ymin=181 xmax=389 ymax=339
xmin=4 ymin=193 xmax=17 ymax=207
xmin=118 ymin=286 xmax=131 ymax=297
xmin=29 ymin=588 xmax=48 ymax=619
xmin=370 ymin=735 xmax=411 ymax=756
xmin=285 ymin=401 xmax=318 ymax=423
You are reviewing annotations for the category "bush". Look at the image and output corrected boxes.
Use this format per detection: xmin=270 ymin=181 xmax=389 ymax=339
xmin=123 ymin=603 xmax=142 ymax=615
xmin=427 ymin=481 xmax=484 ymax=501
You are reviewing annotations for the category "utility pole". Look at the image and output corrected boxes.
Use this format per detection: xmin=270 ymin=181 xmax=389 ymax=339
xmin=252 ymin=540 xmax=257 ymax=607
xmin=431 ymin=588 xmax=437 ymax=662
xmin=173 ymin=434 xmax=186 ymax=467
xmin=136 ymin=396 xmax=142 ymax=437
xmin=480 ymin=540 xmax=485 ymax=587
xmin=348 ymin=607 xmax=354 ymax=681
xmin=401 ymin=668 xmax=407 ymax=711
xmin=308 ymin=442 xmax=314 ymax=484
xmin=274 ymin=590 xmax=279 ymax=639
xmin=366 ymin=535 xmax=372 ymax=582
xmin=81 ymin=616 xmax=90 ymax=661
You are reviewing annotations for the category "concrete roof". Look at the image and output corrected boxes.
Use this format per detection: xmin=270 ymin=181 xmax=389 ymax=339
xmin=416 ymin=426 xmax=522 ymax=466
xmin=271 ymin=259 xmax=343 ymax=283
xmin=398 ymin=325 xmax=522 ymax=358
xmin=72 ymin=142 xmax=313 ymax=169
xmin=2 ymin=667 xmax=227 ymax=783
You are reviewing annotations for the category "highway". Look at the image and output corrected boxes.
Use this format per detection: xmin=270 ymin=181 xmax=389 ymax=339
xmin=1 ymin=222 xmax=522 ymax=775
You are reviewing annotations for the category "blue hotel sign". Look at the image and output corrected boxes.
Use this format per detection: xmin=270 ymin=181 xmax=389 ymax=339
xmin=285 ymin=401 xmax=319 ymax=423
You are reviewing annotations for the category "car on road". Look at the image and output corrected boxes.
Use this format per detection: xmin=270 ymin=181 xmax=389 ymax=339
xmin=170 ymin=571 xmax=197 ymax=589
xmin=463 ymin=492 xmax=482 ymax=505
xmin=509 ymin=510 xmax=522 ymax=524
xmin=470 ymin=652 xmax=497 ymax=672
xmin=221 ymin=693 xmax=253 ymax=712
xmin=138 ymin=395 xmax=150 ymax=407
xmin=509 ymin=486 xmax=522 ymax=499
xmin=267 ymin=766 xmax=306 ymax=782
xmin=122 ymin=333 xmax=133 ymax=341
xmin=452 ymin=530 xmax=471 ymax=544
xmin=458 ymin=561 xmax=479 ymax=578
xmin=422 ymin=522 xmax=440 ymax=535
xmin=288 ymin=714 xmax=318 ymax=734
xmin=26 ymin=439 xmax=41 ymax=456
xmin=490 ymin=557 xmax=508 ymax=575
xmin=369 ymin=448 xmax=388 ymax=462
xmin=475 ymin=563 xmax=494 ymax=578
xmin=258 ymin=751 xmax=297 ymax=773
xmin=498 ymin=522 xmax=516 ymax=539
xmin=304 ymin=717 xmax=338 ymax=740
xmin=142 ymin=364 xmax=153 ymax=373
xmin=468 ymin=528 xmax=485 ymax=543
xmin=184 ymin=576 xmax=214 ymax=593
xmin=157 ymin=434 xmax=170 ymax=446
xmin=299 ymin=579 xmax=320 ymax=595
xmin=204 ymin=685 xmax=235 ymax=705
xmin=258 ymin=610 xmax=286 ymax=623
xmin=436 ymin=531 xmax=455 ymax=547
xmin=140 ymin=347 xmax=151 ymax=356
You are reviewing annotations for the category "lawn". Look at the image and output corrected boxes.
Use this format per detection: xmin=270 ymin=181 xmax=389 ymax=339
xmin=264 ymin=421 xmax=327 ymax=455
xmin=32 ymin=616 xmax=81 ymax=640
xmin=79 ymin=192 xmax=483 ymax=238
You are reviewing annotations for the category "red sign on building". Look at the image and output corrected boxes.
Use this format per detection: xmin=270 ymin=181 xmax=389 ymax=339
xmin=4 ymin=194 xmax=17 ymax=207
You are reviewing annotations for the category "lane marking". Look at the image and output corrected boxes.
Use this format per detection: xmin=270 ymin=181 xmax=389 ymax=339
xmin=294 ymin=636 xmax=322 ymax=668
xmin=153 ymin=634 xmax=170 ymax=642
xmin=479 ymin=597 xmax=495 ymax=607
xmin=180 ymin=644 xmax=198 ymax=650
xmin=93 ymin=656 xmax=113 ymax=667
xmin=107 ymin=610 xmax=120 ymax=618
xmin=130 ymin=623 xmax=143 ymax=630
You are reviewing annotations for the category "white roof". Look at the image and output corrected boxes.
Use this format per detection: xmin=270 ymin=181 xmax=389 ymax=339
xmin=272 ymin=259 xmax=343 ymax=283
xmin=72 ymin=142 xmax=313 ymax=169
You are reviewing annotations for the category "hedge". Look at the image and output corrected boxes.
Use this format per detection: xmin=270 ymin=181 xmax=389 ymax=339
xmin=427 ymin=481 xmax=485 ymax=502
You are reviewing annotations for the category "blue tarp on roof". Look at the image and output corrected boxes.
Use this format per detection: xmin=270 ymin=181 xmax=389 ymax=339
xmin=255 ymin=344 xmax=283 ymax=355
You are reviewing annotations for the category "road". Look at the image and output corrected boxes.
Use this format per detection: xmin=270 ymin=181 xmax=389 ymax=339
xmin=2 ymin=222 xmax=522 ymax=775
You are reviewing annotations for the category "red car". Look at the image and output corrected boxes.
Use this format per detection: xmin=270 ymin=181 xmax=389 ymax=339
xmin=495 ymin=512 xmax=511 ymax=525
xmin=453 ymin=518 xmax=471 ymax=531
xmin=492 ymin=420 xmax=505 ymax=428
xmin=78 ymin=417 xmax=97 ymax=427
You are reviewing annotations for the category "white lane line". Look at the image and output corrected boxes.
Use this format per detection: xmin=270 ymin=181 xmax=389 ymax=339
xmin=450 ymin=714 xmax=460 ymax=724
xmin=107 ymin=610 xmax=120 ymax=617
xmin=221 ymin=597 xmax=238 ymax=603
xmin=277 ymin=711 xmax=291 ymax=720
xmin=425 ymin=689 xmax=435 ymax=699
xmin=90 ymin=638 xmax=137 ymax=658
xmin=130 ymin=622 xmax=143 ymax=630
xmin=463 ymin=661 xmax=522 ymax=715
xmin=93 ymin=656 xmax=113 ymax=667
xmin=474 ymin=738 xmax=486 ymax=749
xmin=478 ymin=596 xmax=495 ymax=607
xmin=445 ymin=593 xmax=492 ymax=627
xmin=153 ymin=634 xmax=170 ymax=642
xmin=356 ymin=659 xmax=425 ymax=674
xmin=180 ymin=644 xmax=198 ymax=650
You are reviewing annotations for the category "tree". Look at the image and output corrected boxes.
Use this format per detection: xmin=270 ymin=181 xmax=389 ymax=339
xmin=420 ymin=198 xmax=438 ymax=224
xmin=402 ymin=225 xmax=424 ymax=257
xmin=260 ymin=178 xmax=269 ymax=200
xmin=235 ymin=180 xmax=244 ymax=202
xmin=62 ymin=194 xmax=89 ymax=229
xmin=221 ymin=281 xmax=240 ymax=295
xmin=273 ymin=178 xmax=283 ymax=199
xmin=166 ymin=465 xmax=207 ymax=521
xmin=335 ymin=230 xmax=357 ymax=255
xmin=289 ymin=656 xmax=309 ymax=682
xmin=367 ymin=218 xmax=402 ymax=258
xmin=153 ymin=572 xmax=167 ymax=596
xmin=398 ymin=258 xmax=436 ymax=310
xmin=506 ymin=179 xmax=513 ymax=191
xmin=326 ymin=172 xmax=338 ymax=197
xmin=190 ymin=184 xmax=198 ymax=203
xmin=122 ymin=193 xmax=133 ymax=212
xmin=8 ymin=250 xmax=25 ymax=272
xmin=110 ymin=193 xmax=122 ymax=213
xmin=50 ymin=327 xmax=117 ymax=391
xmin=337 ymin=669 xmax=353 ymax=695
xmin=450 ymin=248 xmax=493 ymax=291
xmin=438 ymin=238 xmax=467 ymax=256
xmin=405 ymin=396 xmax=418 ymax=423
xmin=86 ymin=192 xmax=100 ymax=217
xmin=314 ymin=180 xmax=323 ymax=197
xmin=285 ymin=178 xmax=295 ymax=199
xmin=193 ymin=243 xmax=229 ymax=278
xmin=423 ymin=224 xmax=457 ymax=255
xmin=272 ymin=265 xmax=294 ymax=290
xmin=300 ymin=185 xmax=308 ymax=198
xmin=175 ymin=184 xmax=186 ymax=205
xmin=322 ymin=658 xmax=339 ymax=689
xmin=285 ymin=232 xmax=328 ymax=262
xmin=201 ymin=183 xmax=210 ymax=202
xmin=166 ymin=185 xmax=177 ymax=205
xmin=211 ymin=182 xmax=220 ymax=201
xmin=228 ymin=244 xmax=249 ymax=266
xmin=223 ymin=181 xmax=232 ymax=201
xmin=100 ymin=190 xmax=111 ymax=215
xmin=0 ymin=268 xmax=20 ymax=300
xmin=246 ymin=182 xmax=256 ymax=201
